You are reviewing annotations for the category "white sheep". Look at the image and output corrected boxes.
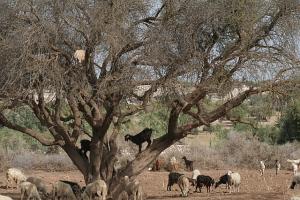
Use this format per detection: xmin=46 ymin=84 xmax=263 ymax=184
xmin=0 ymin=195 xmax=13 ymax=200
xmin=177 ymin=175 xmax=189 ymax=197
xmin=26 ymin=176 xmax=49 ymax=197
xmin=260 ymin=160 xmax=265 ymax=176
xmin=82 ymin=179 xmax=107 ymax=200
xmin=6 ymin=168 xmax=27 ymax=189
xmin=123 ymin=176 xmax=144 ymax=200
xmin=227 ymin=171 xmax=241 ymax=193
xmin=74 ymin=49 xmax=86 ymax=63
xmin=20 ymin=181 xmax=41 ymax=200
xmin=52 ymin=181 xmax=77 ymax=200
xmin=287 ymin=159 xmax=300 ymax=175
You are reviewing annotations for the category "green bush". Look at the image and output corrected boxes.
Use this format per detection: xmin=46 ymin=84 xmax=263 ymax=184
xmin=277 ymin=100 xmax=300 ymax=144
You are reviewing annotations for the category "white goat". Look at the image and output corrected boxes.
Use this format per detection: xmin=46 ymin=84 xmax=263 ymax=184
xmin=287 ymin=159 xmax=300 ymax=175
xmin=20 ymin=181 xmax=41 ymax=200
xmin=192 ymin=169 xmax=201 ymax=180
xmin=275 ymin=160 xmax=281 ymax=175
xmin=169 ymin=156 xmax=178 ymax=171
xmin=74 ymin=49 xmax=86 ymax=63
xmin=6 ymin=168 xmax=27 ymax=189
xmin=227 ymin=171 xmax=241 ymax=193
xmin=260 ymin=160 xmax=266 ymax=176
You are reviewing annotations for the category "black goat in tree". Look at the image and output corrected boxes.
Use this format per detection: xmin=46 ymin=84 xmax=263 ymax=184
xmin=79 ymin=139 xmax=91 ymax=158
xmin=182 ymin=156 xmax=194 ymax=171
xmin=124 ymin=128 xmax=153 ymax=153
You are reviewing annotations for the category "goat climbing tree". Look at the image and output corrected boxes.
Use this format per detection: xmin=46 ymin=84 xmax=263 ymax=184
xmin=0 ymin=0 xmax=299 ymax=197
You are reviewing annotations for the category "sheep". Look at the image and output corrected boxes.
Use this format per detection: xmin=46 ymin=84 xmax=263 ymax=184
xmin=20 ymin=181 xmax=41 ymax=200
xmin=182 ymin=156 xmax=193 ymax=171
xmin=177 ymin=175 xmax=189 ymax=197
xmin=74 ymin=49 xmax=86 ymax=63
xmin=260 ymin=160 xmax=265 ymax=176
xmin=0 ymin=195 xmax=13 ymax=200
xmin=80 ymin=139 xmax=91 ymax=158
xmin=215 ymin=173 xmax=229 ymax=189
xmin=117 ymin=191 xmax=129 ymax=200
xmin=275 ymin=160 xmax=281 ymax=175
xmin=52 ymin=181 xmax=77 ymax=200
xmin=124 ymin=128 xmax=152 ymax=153
xmin=123 ymin=176 xmax=144 ymax=200
xmin=60 ymin=180 xmax=82 ymax=199
xmin=82 ymin=179 xmax=107 ymax=200
xmin=290 ymin=173 xmax=300 ymax=189
xmin=6 ymin=168 xmax=27 ymax=189
xmin=26 ymin=177 xmax=48 ymax=197
xmin=287 ymin=159 xmax=300 ymax=175
xmin=167 ymin=172 xmax=183 ymax=191
xmin=195 ymin=175 xmax=214 ymax=193
xmin=227 ymin=171 xmax=241 ymax=193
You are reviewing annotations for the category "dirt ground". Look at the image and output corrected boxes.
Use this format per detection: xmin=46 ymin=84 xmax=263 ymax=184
xmin=0 ymin=169 xmax=299 ymax=200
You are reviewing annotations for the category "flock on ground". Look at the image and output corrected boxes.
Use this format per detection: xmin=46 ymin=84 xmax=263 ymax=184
xmin=1 ymin=128 xmax=300 ymax=200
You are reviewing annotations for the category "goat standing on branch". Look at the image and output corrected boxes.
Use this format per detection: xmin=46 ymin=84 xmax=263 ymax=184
xmin=125 ymin=128 xmax=153 ymax=153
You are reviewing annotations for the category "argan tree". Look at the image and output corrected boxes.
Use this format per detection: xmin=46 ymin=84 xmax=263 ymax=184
xmin=0 ymin=0 xmax=299 ymax=197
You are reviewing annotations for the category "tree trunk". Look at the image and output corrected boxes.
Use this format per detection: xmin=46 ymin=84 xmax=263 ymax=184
xmin=62 ymin=144 xmax=89 ymax=181
xmin=88 ymin=136 xmax=104 ymax=183
xmin=109 ymin=134 xmax=175 ymax=199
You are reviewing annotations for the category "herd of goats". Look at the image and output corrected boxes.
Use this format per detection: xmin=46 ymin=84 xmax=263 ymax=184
xmin=1 ymin=128 xmax=300 ymax=200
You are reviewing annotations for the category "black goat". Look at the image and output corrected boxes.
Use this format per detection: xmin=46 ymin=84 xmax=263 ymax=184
xmin=195 ymin=175 xmax=215 ymax=193
xmin=79 ymin=139 xmax=91 ymax=157
xmin=182 ymin=156 xmax=193 ymax=171
xmin=60 ymin=180 xmax=82 ymax=199
xmin=215 ymin=174 xmax=229 ymax=189
xmin=124 ymin=128 xmax=152 ymax=152
xmin=167 ymin=172 xmax=183 ymax=191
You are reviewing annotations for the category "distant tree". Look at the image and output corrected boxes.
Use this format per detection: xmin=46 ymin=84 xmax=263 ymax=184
xmin=278 ymin=100 xmax=300 ymax=144
xmin=0 ymin=0 xmax=299 ymax=197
